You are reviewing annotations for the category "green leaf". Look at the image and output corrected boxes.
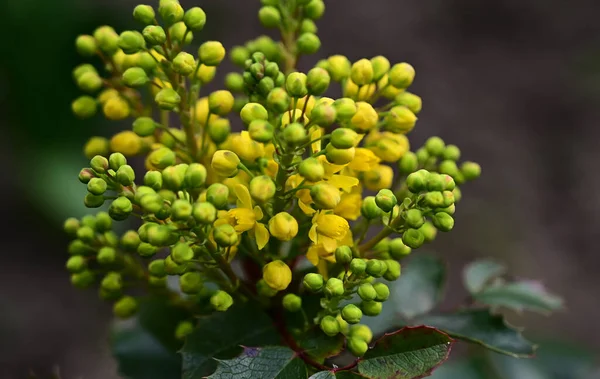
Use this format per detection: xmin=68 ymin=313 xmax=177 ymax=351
xmin=463 ymin=260 xmax=506 ymax=294
xmin=474 ymin=281 xmax=564 ymax=314
xmin=207 ymin=346 xmax=307 ymax=379
xmin=393 ymin=255 xmax=446 ymax=319
xmin=111 ymin=297 xmax=191 ymax=379
xmin=416 ymin=310 xmax=536 ymax=358
xmin=298 ymin=329 xmax=345 ymax=360
xmin=358 ymin=326 xmax=454 ymax=379
xmin=309 ymin=372 xmax=369 ymax=378
xmin=309 ymin=372 xmax=336 ymax=379
xmin=181 ymin=303 xmax=281 ymax=379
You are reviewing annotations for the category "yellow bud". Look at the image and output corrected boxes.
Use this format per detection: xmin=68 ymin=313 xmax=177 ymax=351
xmin=268 ymin=212 xmax=299 ymax=241
xmin=97 ymin=89 xmax=120 ymax=104
xmin=356 ymin=84 xmax=376 ymax=102
xmin=84 ymin=137 xmax=110 ymax=159
xmin=110 ymin=131 xmax=142 ymax=156
xmin=310 ymin=182 xmax=341 ymax=209
xmin=326 ymin=55 xmax=351 ymax=81
xmin=263 ymin=260 xmax=292 ymax=291
xmin=196 ymin=64 xmax=217 ymax=84
xmin=249 ymin=175 xmax=276 ymax=202
xmin=292 ymin=95 xmax=316 ymax=116
xmin=208 ymin=90 xmax=234 ymax=116
xmin=211 ymin=150 xmax=240 ymax=177
xmin=195 ymin=97 xmax=219 ymax=126
xmin=386 ymin=106 xmax=417 ymax=134
xmin=326 ymin=144 xmax=355 ymax=165
xmin=363 ymin=164 xmax=394 ymax=191
xmin=349 ymin=102 xmax=378 ymax=132
xmin=367 ymin=132 xmax=410 ymax=162
xmin=388 ymin=62 xmax=415 ymax=89
xmin=377 ymin=75 xmax=403 ymax=99
xmin=225 ymin=132 xmax=265 ymax=162
xmin=103 ymin=97 xmax=130 ymax=120
xmin=343 ymin=79 xmax=359 ymax=99
xmin=351 ymin=59 xmax=374 ymax=86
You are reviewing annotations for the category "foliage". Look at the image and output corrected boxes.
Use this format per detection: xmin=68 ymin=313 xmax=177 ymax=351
xmin=61 ymin=0 xmax=562 ymax=377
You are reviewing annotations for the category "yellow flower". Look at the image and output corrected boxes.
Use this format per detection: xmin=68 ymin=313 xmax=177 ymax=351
xmin=194 ymin=97 xmax=220 ymax=126
xmin=211 ymin=150 xmax=240 ymax=177
xmin=268 ymin=212 xmax=299 ymax=241
xmin=365 ymin=131 xmax=409 ymax=162
xmin=309 ymin=211 xmax=350 ymax=252
xmin=291 ymin=95 xmax=316 ymax=115
xmin=214 ymin=184 xmax=270 ymax=249
xmin=103 ymin=97 xmax=130 ymax=120
xmin=334 ymin=189 xmax=362 ymax=221
xmin=349 ymin=102 xmax=378 ymax=132
xmin=347 ymin=148 xmax=381 ymax=172
xmin=307 ymin=230 xmax=354 ymax=277
xmin=263 ymin=144 xmax=279 ymax=178
xmin=222 ymin=131 xmax=265 ymax=162
xmin=263 ymin=260 xmax=292 ymax=291
xmin=363 ymin=164 xmax=394 ymax=191
xmin=110 ymin=131 xmax=142 ymax=156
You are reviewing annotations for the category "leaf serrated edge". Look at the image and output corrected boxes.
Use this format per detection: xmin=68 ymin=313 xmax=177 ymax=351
xmin=364 ymin=325 xmax=455 ymax=379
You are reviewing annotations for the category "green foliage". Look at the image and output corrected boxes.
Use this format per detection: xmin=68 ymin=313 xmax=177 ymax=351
xmin=207 ymin=347 xmax=307 ymax=378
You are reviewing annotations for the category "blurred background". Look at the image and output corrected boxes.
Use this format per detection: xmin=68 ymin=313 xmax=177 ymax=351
xmin=1 ymin=0 xmax=600 ymax=378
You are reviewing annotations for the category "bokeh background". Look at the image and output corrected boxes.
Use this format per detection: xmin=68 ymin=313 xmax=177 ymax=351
xmin=2 ymin=0 xmax=600 ymax=378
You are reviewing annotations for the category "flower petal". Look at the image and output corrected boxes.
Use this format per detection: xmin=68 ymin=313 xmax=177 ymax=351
xmin=233 ymin=183 xmax=253 ymax=209
xmin=254 ymin=222 xmax=270 ymax=250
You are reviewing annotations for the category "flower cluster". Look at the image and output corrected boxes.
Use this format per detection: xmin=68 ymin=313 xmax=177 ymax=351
xmin=65 ymin=0 xmax=481 ymax=359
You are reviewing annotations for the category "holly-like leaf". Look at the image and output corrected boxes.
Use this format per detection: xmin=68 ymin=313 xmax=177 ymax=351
xmin=111 ymin=297 xmax=191 ymax=379
xmin=394 ymin=255 xmax=446 ymax=319
xmin=474 ymin=281 xmax=564 ymax=314
xmin=416 ymin=310 xmax=536 ymax=358
xmin=181 ymin=303 xmax=281 ymax=379
xmin=207 ymin=346 xmax=307 ymax=379
xmin=357 ymin=326 xmax=453 ymax=379
xmin=463 ymin=260 xmax=507 ymax=294
xmin=298 ymin=329 xmax=345 ymax=360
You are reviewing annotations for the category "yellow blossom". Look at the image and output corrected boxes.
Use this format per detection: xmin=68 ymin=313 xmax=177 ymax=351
xmin=222 ymin=131 xmax=265 ymax=162
xmin=349 ymin=102 xmax=378 ymax=132
xmin=263 ymin=260 xmax=292 ymax=291
xmin=194 ymin=97 xmax=220 ymax=126
xmin=334 ymin=189 xmax=363 ymax=220
xmin=268 ymin=212 xmax=299 ymax=241
xmin=307 ymin=230 xmax=354 ymax=277
xmin=363 ymin=164 xmax=394 ymax=191
xmin=347 ymin=148 xmax=381 ymax=172
xmin=365 ymin=131 xmax=409 ymax=162
xmin=309 ymin=211 xmax=350 ymax=252
xmin=110 ymin=131 xmax=142 ymax=156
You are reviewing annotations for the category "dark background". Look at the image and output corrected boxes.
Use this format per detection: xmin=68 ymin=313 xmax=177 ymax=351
xmin=1 ymin=0 xmax=600 ymax=378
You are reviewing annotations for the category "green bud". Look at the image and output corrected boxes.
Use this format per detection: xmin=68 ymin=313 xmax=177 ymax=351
xmin=371 ymin=55 xmax=390 ymax=82
xmin=66 ymin=256 xmax=86 ymax=273
xmin=148 ymin=259 xmax=166 ymax=277
xmin=155 ymin=88 xmax=181 ymax=110
xmin=71 ymin=270 xmax=95 ymax=288
xmin=81 ymin=214 xmax=97 ymax=229
xmin=173 ymin=52 xmax=196 ymax=75
xmin=225 ymin=73 xmax=244 ymax=93
xmin=133 ymin=5 xmax=156 ymax=24
xmin=258 ymin=6 xmax=281 ymax=28
xmin=207 ymin=118 xmax=231 ymax=144
xmin=257 ymin=278 xmax=279 ymax=297
xmin=361 ymin=196 xmax=382 ymax=220
xmin=109 ymin=196 xmax=133 ymax=220
xmin=295 ymin=159 xmax=323 ymax=182
xmin=442 ymin=190 xmax=455 ymax=207
xmin=115 ymin=165 xmax=135 ymax=186
xmin=132 ymin=117 xmax=156 ymax=137
xmin=333 ymin=97 xmax=357 ymax=121
xmin=107 ymin=153 xmax=126 ymax=171
xmin=143 ymin=171 xmax=163 ymax=191
xmin=142 ymin=25 xmax=167 ymax=45
xmin=87 ymin=177 xmax=107 ymax=196
xmin=424 ymin=191 xmax=444 ymax=208
xmin=388 ymin=62 xmax=415 ymax=88
xmin=365 ymin=259 xmax=387 ymax=278
xmin=406 ymin=170 xmax=429 ymax=193
xmin=139 ymin=193 xmax=163 ymax=214
xmin=162 ymin=163 xmax=188 ymax=190
xmin=375 ymin=189 xmax=397 ymax=212
xmin=148 ymin=275 xmax=167 ymax=288
xmin=94 ymin=212 xmax=112 ymax=232
xmin=461 ymin=161 xmax=481 ymax=181
xmin=72 ymin=96 xmax=97 ymax=119
xmin=282 ymin=293 xmax=302 ymax=312
xmin=199 ymin=41 xmax=226 ymax=66
xmin=297 ymin=32 xmax=321 ymax=55
xmin=402 ymin=228 xmax=424 ymax=249
xmin=75 ymin=35 xmax=97 ymax=57
xmin=100 ymin=273 xmax=122 ymax=294
xmin=325 ymin=144 xmax=355 ymax=165
xmin=175 ymin=320 xmax=194 ymax=340
xmin=230 ymin=45 xmax=250 ymax=66
xmin=118 ymin=30 xmax=145 ymax=54
xmin=97 ymin=246 xmax=117 ymax=265
xmin=326 ymin=55 xmax=350 ymax=81
xmin=324 ymin=277 xmax=344 ymax=297
xmin=184 ymin=7 xmax=207 ymax=30
xmin=437 ymin=161 xmax=458 ymax=180
xmin=191 ymin=202 xmax=216 ymax=224
xmin=300 ymin=19 xmax=317 ymax=34
xmin=68 ymin=240 xmax=91 ymax=256
xmin=90 ymin=155 xmax=109 ymax=174
xmin=351 ymin=59 xmax=374 ymax=86
xmin=117 ymin=231 xmax=139 ymax=252
xmin=320 ymin=315 xmax=340 ymax=337
xmin=309 ymin=103 xmax=337 ymax=126
xmin=266 ymin=88 xmax=291 ymax=113
xmin=206 ymin=183 xmax=229 ymax=209
xmin=240 ymin=102 xmax=268 ymax=124
xmin=341 ymin=304 xmax=363 ymax=324
xmin=305 ymin=0 xmax=325 ymax=20
xmin=335 ymin=245 xmax=353 ymax=264
xmin=171 ymin=199 xmax=193 ymax=221
xmin=264 ymin=61 xmax=279 ymax=78
xmin=78 ymin=168 xmax=96 ymax=184
xmin=147 ymin=147 xmax=176 ymax=170
xmin=208 ymin=90 xmax=234 ymax=116
xmin=247 ymin=120 xmax=273 ymax=143
xmin=113 ymin=296 xmax=138 ymax=319
xmin=303 ymin=272 xmax=324 ymax=292
xmin=432 ymin=212 xmax=455 ymax=232
xmin=357 ymin=283 xmax=377 ymax=301
xmin=93 ymin=26 xmax=119 ymax=55
xmin=442 ymin=144 xmax=461 ymax=161
xmin=425 ymin=172 xmax=444 ymax=191
xmin=183 ymin=163 xmax=206 ymax=189
xmin=330 ymin=128 xmax=357 ymax=149
xmin=404 ymin=208 xmax=424 ymax=229
xmin=285 ymin=72 xmax=308 ymax=98
xmin=76 ymin=71 xmax=102 ymax=93
xmin=211 ymin=290 xmax=234 ymax=311
xmin=282 ymin=122 xmax=308 ymax=146
xmin=425 ymin=136 xmax=445 ymax=156
xmin=257 ymin=77 xmax=275 ymax=97
xmin=371 ymin=282 xmax=390 ymax=301
xmin=347 ymin=336 xmax=369 ymax=357
xmin=137 ymin=242 xmax=158 ymax=257
xmin=164 ymin=254 xmax=186 ymax=274
xmin=385 ymin=105 xmax=417 ymax=135
xmin=179 ymin=272 xmax=202 ymax=294
xmin=398 ymin=151 xmax=418 ymax=174
xmin=383 ymin=260 xmax=401 ymax=281
xmin=395 ymin=92 xmax=422 ymax=114
xmin=147 ymin=224 xmax=177 ymax=247
xmin=361 ymin=300 xmax=382 ymax=316
xmin=213 ymin=224 xmax=238 ymax=247
xmin=158 ymin=0 xmax=184 ymax=25
xmin=63 ymin=217 xmax=80 ymax=236
xmin=249 ymin=175 xmax=276 ymax=203
xmin=350 ymin=324 xmax=373 ymax=344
